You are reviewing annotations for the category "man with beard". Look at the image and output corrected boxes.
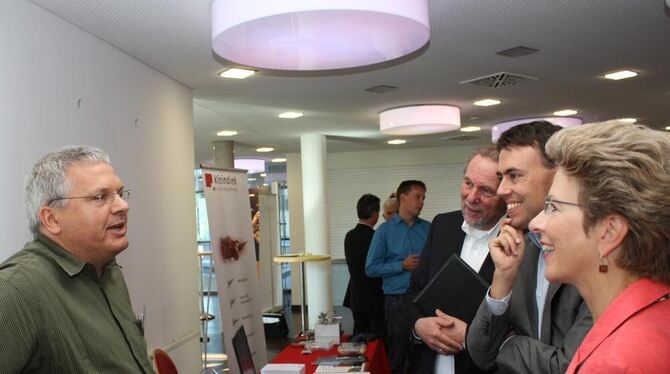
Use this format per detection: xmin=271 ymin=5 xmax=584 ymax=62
xmin=406 ymin=145 xmax=506 ymax=374
xmin=466 ymin=122 xmax=592 ymax=373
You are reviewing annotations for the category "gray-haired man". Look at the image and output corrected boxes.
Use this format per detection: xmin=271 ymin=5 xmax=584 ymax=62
xmin=0 ymin=145 xmax=154 ymax=373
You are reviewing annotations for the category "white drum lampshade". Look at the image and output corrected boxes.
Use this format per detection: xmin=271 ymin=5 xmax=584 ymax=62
xmin=212 ymin=0 xmax=430 ymax=71
xmin=234 ymin=159 xmax=266 ymax=174
xmin=380 ymin=105 xmax=461 ymax=136
xmin=491 ymin=117 xmax=583 ymax=142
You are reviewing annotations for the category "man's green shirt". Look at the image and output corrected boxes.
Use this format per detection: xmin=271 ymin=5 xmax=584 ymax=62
xmin=0 ymin=234 xmax=154 ymax=373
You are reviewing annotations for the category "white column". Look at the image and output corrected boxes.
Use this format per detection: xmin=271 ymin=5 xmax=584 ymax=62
xmin=286 ymin=153 xmax=305 ymax=306
xmin=300 ymin=133 xmax=332 ymax=328
xmin=213 ymin=140 xmax=234 ymax=168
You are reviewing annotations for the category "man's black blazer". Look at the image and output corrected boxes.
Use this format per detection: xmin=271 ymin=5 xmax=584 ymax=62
xmin=343 ymin=223 xmax=384 ymax=314
xmin=405 ymin=210 xmax=496 ymax=374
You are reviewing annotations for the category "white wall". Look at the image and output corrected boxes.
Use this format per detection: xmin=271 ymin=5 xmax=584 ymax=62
xmin=0 ymin=1 xmax=201 ymax=372
xmin=327 ymin=144 xmax=480 ymax=259
xmin=287 ymin=144 xmax=482 ymax=304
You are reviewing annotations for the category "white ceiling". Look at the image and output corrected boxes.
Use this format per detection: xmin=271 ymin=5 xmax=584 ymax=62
xmin=31 ymin=0 xmax=670 ymax=165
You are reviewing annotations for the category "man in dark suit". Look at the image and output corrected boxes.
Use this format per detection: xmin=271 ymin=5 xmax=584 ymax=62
xmin=406 ymin=145 xmax=506 ymax=374
xmin=343 ymin=194 xmax=385 ymax=336
xmin=466 ymin=121 xmax=592 ymax=373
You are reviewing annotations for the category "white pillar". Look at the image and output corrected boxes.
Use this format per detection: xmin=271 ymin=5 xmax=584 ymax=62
xmin=213 ymin=140 xmax=234 ymax=168
xmin=300 ymin=133 xmax=332 ymax=328
xmin=286 ymin=153 xmax=305 ymax=307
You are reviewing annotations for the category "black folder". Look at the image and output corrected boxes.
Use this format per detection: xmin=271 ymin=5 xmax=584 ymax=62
xmin=412 ymin=253 xmax=489 ymax=323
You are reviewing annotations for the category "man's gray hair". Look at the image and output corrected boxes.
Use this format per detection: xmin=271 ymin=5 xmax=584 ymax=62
xmin=25 ymin=145 xmax=110 ymax=235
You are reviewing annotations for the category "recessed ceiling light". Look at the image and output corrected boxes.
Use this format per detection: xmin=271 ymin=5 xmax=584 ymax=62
xmin=216 ymin=130 xmax=238 ymax=136
xmin=278 ymin=112 xmax=303 ymax=119
xmin=248 ymin=178 xmax=256 ymax=181
xmin=473 ymin=99 xmax=501 ymax=107
xmin=219 ymin=67 xmax=256 ymax=79
xmin=260 ymin=173 xmax=267 ymax=177
xmin=460 ymin=126 xmax=481 ymax=132
xmin=271 ymin=158 xmax=286 ymax=163
xmin=249 ymin=193 xmax=256 ymax=197
xmin=665 ymin=126 xmax=670 ymax=131
xmin=553 ymin=109 xmax=578 ymax=116
xmin=256 ymin=147 xmax=274 ymax=152
xmin=619 ymin=118 xmax=637 ymax=123
xmin=604 ymin=70 xmax=638 ymax=80
xmin=387 ymin=139 xmax=406 ymax=145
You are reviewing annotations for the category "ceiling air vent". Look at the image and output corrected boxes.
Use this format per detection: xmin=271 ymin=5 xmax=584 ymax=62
xmin=460 ymin=72 xmax=538 ymax=89
xmin=496 ymin=46 xmax=538 ymax=58
xmin=365 ymin=85 xmax=398 ymax=94
xmin=441 ymin=134 xmax=481 ymax=142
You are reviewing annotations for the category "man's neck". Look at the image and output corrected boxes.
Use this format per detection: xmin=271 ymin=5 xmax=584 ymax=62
xmin=358 ymin=219 xmax=375 ymax=228
xmin=465 ymin=215 xmax=505 ymax=234
xmin=576 ymin=266 xmax=640 ymax=321
xmin=398 ymin=210 xmax=417 ymax=226
xmin=39 ymin=230 xmax=107 ymax=277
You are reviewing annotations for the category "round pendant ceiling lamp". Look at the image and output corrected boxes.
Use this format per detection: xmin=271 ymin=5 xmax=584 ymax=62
xmin=234 ymin=159 xmax=266 ymax=174
xmin=211 ymin=0 xmax=430 ymax=71
xmin=491 ymin=117 xmax=583 ymax=142
xmin=380 ymin=105 xmax=461 ymax=136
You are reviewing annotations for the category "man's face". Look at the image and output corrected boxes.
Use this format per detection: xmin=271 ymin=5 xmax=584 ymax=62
xmin=53 ymin=162 xmax=130 ymax=264
xmin=399 ymin=186 xmax=426 ymax=219
xmin=497 ymin=146 xmax=555 ymax=229
xmin=460 ymin=155 xmax=506 ymax=230
xmin=384 ymin=204 xmax=398 ymax=221
xmin=383 ymin=203 xmax=397 ymax=221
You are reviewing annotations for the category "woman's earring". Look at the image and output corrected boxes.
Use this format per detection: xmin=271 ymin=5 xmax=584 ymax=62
xmin=599 ymin=254 xmax=608 ymax=273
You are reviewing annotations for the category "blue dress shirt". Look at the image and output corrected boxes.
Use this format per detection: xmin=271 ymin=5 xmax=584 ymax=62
xmin=365 ymin=214 xmax=430 ymax=295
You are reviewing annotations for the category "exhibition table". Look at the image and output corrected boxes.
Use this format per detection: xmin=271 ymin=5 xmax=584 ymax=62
xmin=270 ymin=338 xmax=390 ymax=374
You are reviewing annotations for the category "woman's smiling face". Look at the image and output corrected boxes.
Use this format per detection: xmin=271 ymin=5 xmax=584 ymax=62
xmin=529 ymin=168 xmax=599 ymax=285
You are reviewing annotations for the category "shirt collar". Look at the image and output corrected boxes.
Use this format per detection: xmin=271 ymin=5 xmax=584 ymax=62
xmin=461 ymin=215 xmax=505 ymax=239
xmin=528 ymin=230 xmax=542 ymax=249
xmin=391 ymin=213 xmax=424 ymax=227
xmin=35 ymin=233 xmax=88 ymax=277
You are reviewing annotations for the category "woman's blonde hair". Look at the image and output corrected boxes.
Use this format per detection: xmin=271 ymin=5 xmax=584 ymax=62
xmin=546 ymin=120 xmax=670 ymax=284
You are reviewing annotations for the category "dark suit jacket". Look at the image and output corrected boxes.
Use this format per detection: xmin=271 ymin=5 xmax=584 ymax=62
xmin=343 ymin=223 xmax=384 ymax=314
xmin=466 ymin=234 xmax=593 ymax=374
xmin=406 ymin=211 xmax=496 ymax=374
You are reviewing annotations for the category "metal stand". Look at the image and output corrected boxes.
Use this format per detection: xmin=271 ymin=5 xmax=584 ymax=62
xmin=198 ymin=251 xmax=215 ymax=369
xmin=273 ymin=254 xmax=331 ymax=332
xmin=299 ymin=261 xmax=307 ymax=330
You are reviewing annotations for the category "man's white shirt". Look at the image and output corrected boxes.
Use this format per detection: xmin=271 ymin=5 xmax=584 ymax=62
xmin=434 ymin=217 xmax=504 ymax=373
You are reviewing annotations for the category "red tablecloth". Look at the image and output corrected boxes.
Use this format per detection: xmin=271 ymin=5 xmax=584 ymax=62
xmin=270 ymin=338 xmax=390 ymax=374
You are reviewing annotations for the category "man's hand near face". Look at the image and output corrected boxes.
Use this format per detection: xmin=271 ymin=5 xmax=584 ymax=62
xmin=489 ymin=218 xmax=526 ymax=299
xmin=414 ymin=309 xmax=467 ymax=355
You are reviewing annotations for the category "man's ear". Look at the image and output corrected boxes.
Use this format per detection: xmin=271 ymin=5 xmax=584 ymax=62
xmin=38 ymin=206 xmax=62 ymax=235
xmin=599 ymin=214 xmax=629 ymax=258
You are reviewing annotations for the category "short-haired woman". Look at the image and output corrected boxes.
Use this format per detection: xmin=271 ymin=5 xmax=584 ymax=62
xmin=529 ymin=120 xmax=670 ymax=373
